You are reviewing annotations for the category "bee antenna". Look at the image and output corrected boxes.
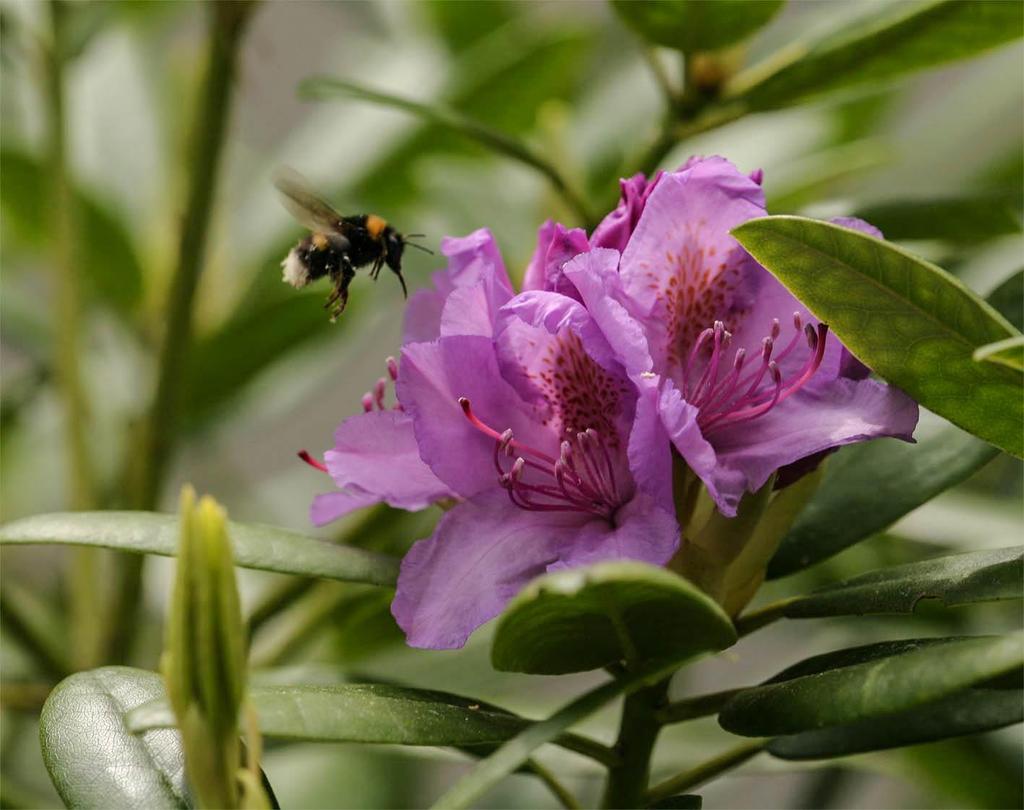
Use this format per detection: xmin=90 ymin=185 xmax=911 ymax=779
xmin=404 ymin=240 xmax=434 ymax=255
xmin=404 ymin=233 xmax=426 ymax=238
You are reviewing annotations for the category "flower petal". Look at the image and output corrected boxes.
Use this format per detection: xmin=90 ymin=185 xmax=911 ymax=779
xmin=398 ymin=335 xmax=548 ymax=498
xmin=323 ymin=410 xmax=452 ymax=513
xmin=618 ymin=157 xmax=767 ymax=380
xmin=591 ymin=172 xmax=663 ymax=253
xmin=563 ymin=248 xmax=654 ymax=377
xmin=521 ymin=220 xmax=590 ymax=299
xmin=310 ymin=488 xmax=383 ymax=527
xmin=551 ymin=491 xmax=679 ymax=570
xmin=392 ymin=492 xmax=578 ymax=649
xmin=402 ymin=228 xmax=512 ymax=343
xmin=708 ymin=378 xmax=919 ymax=502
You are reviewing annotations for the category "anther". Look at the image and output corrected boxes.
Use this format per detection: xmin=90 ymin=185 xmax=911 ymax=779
xmin=386 ymin=356 xmax=398 ymax=381
xmin=361 ymin=393 xmax=374 ymax=413
xmin=298 ymin=450 xmax=328 ymax=473
xmin=373 ymin=378 xmax=387 ymax=410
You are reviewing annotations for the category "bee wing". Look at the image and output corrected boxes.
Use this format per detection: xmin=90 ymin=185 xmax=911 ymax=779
xmin=273 ymin=167 xmax=350 ymax=248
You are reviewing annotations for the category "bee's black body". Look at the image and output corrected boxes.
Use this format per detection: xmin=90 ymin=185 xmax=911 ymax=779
xmin=276 ymin=170 xmax=425 ymax=321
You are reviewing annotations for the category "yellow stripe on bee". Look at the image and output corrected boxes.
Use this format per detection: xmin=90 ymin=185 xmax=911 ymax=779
xmin=366 ymin=214 xmax=387 ymax=239
xmin=312 ymin=233 xmax=330 ymax=250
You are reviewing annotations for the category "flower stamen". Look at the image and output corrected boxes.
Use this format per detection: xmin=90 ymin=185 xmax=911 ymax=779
xmin=460 ymin=397 xmax=622 ymax=518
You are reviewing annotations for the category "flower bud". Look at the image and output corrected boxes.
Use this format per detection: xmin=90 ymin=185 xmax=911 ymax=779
xmin=162 ymin=486 xmax=247 ymax=809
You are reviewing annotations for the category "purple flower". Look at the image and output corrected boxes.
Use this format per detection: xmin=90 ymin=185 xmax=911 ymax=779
xmin=393 ymin=285 xmax=678 ymax=648
xmin=564 ymin=157 xmax=918 ymax=517
xmin=307 ymin=228 xmax=678 ymax=649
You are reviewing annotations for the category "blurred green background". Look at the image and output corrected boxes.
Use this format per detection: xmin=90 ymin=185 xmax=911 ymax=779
xmin=1 ymin=1 xmax=1021 ymax=807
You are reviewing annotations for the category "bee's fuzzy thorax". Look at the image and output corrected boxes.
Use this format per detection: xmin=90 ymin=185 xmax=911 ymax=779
xmin=281 ymin=248 xmax=310 ymax=288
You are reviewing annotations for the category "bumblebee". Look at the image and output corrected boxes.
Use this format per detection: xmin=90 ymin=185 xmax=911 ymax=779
xmin=275 ymin=169 xmax=429 ymax=321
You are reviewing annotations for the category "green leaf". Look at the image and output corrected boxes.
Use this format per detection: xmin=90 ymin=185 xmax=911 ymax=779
xmin=767 ymin=423 xmax=999 ymax=578
xmin=732 ymin=216 xmax=1023 ymax=457
xmin=853 ymin=195 xmax=1022 ymax=245
xmin=719 ymin=634 xmax=1024 ymax=737
xmin=0 ymin=511 xmax=400 ymax=586
xmin=432 ymin=661 xmax=680 ymax=810
xmin=129 ymin=683 xmax=617 ymax=769
xmin=780 ymin=547 xmax=1023 ymax=618
xmin=986 ymin=269 xmax=1024 ymax=331
xmin=40 ymin=667 xmax=190 ymax=809
xmin=611 ymin=0 xmax=783 ymax=52
xmin=729 ymin=0 xmax=1023 ymax=111
xmin=129 ymin=684 xmax=529 ymax=746
xmin=491 ymin=561 xmax=736 ymax=675
xmin=0 ymin=149 xmax=144 ymax=314
xmin=767 ymin=686 xmax=1023 ymax=760
xmin=974 ymin=335 xmax=1024 ymax=371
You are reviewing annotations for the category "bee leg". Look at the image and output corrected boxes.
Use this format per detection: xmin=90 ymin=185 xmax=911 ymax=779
xmin=389 ymin=265 xmax=409 ymax=299
xmin=328 ymin=260 xmax=356 ymax=322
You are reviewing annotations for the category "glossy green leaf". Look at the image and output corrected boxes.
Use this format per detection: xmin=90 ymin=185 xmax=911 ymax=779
xmin=40 ymin=667 xmax=190 ymax=809
xmin=733 ymin=216 xmax=1023 ymax=457
xmin=491 ymin=561 xmax=736 ymax=675
xmin=129 ymin=684 xmax=527 ymax=746
xmin=767 ymin=423 xmax=999 ymax=577
xmin=0 ymin=149 xmax=143 ymax=314
xmin=729 ymin=0 xmax=1023 ymax=111
xmin=974 ymin=335 xmax=1024 ymax=371
xmin=854 ymin=195 xmax=1022 ymax=245
xmin=767 ymin=685 xmax=1023 ymax=760
xmin=0 ymin=511 xmax=399 ymax=586
xmin=781 ymin=547 xmax=1023 ymax=618
xmin=611 ymin=0 xmax=784 ymax=52
xmin=433 ymin=661 xmax=680 ymax=810
xmin=719 ymin=634 xmax=1024 ymax=737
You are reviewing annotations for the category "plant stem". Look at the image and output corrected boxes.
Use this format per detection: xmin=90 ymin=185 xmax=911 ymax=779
xmin=655 ymin=687 xmax=744 ymax=726
xmin=111 ymin=1 xmax=255 ymax=662
xmin=733 ymin=596 xmax=797 ymax=638
xmin=601 ymin=678 xmax=669 ymax=808
xmin=646 ymin=740 xmax=766 ymax=803
xmin=526 ymin=760 xmax=582 ymax=810
xmin=46 ymin=0 xmax=106 ymax=671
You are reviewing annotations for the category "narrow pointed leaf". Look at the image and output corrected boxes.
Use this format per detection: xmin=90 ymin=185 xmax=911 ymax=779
xmin=780 ymin=547 xmax=1023 ymax=618
xmin=974 ymin=335 xmax=1024 ymax=371
xmin=611 ymin=0 xmax=784 ymax=52
xmin=491 ymin=561 xmax=736 ymax=675
xmin=40 ymin=667 xmax=190 ymax=809
xmin=719 ymin=634 xmax=1024 ymax=737
xmin=129 ymin=684 xmax=529 ymax=746
xmin=767 ymin=686 xmax=1023 ymax=759
xmin=733 ymin=216 xmax=1023 ymax=457
xmin=768 ymin=274 xmax=1018 ymax=577
xmin=730 ymin=0 xmax=1023 ymax=111
xmin=0 ymin=511 xmax=399 ymax=585
xmin=853 ymin=195 xmax=1022 ymax=245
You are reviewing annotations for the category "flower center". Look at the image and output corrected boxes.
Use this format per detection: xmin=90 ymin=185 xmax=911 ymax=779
xmin=683 ymin=313 xmax=829 ymax=434
xmin=459 ymin=398 xmax=622 ymax=519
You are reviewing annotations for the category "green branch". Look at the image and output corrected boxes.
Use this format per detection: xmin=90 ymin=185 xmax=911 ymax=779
xmin=646 ymin=740 xmax=766 ymax=803
xmin=299 ymin=77 xmax=596 ymax=227
xmin=656 ymin=687 xmax=744 ymax=726
xmin=733 ymin=596 xmax=797 ymax=638
xmin=601 ymin=679 xmax=669 ymax=808
xmin=112 ymin=0 xmax=256 ymax=661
